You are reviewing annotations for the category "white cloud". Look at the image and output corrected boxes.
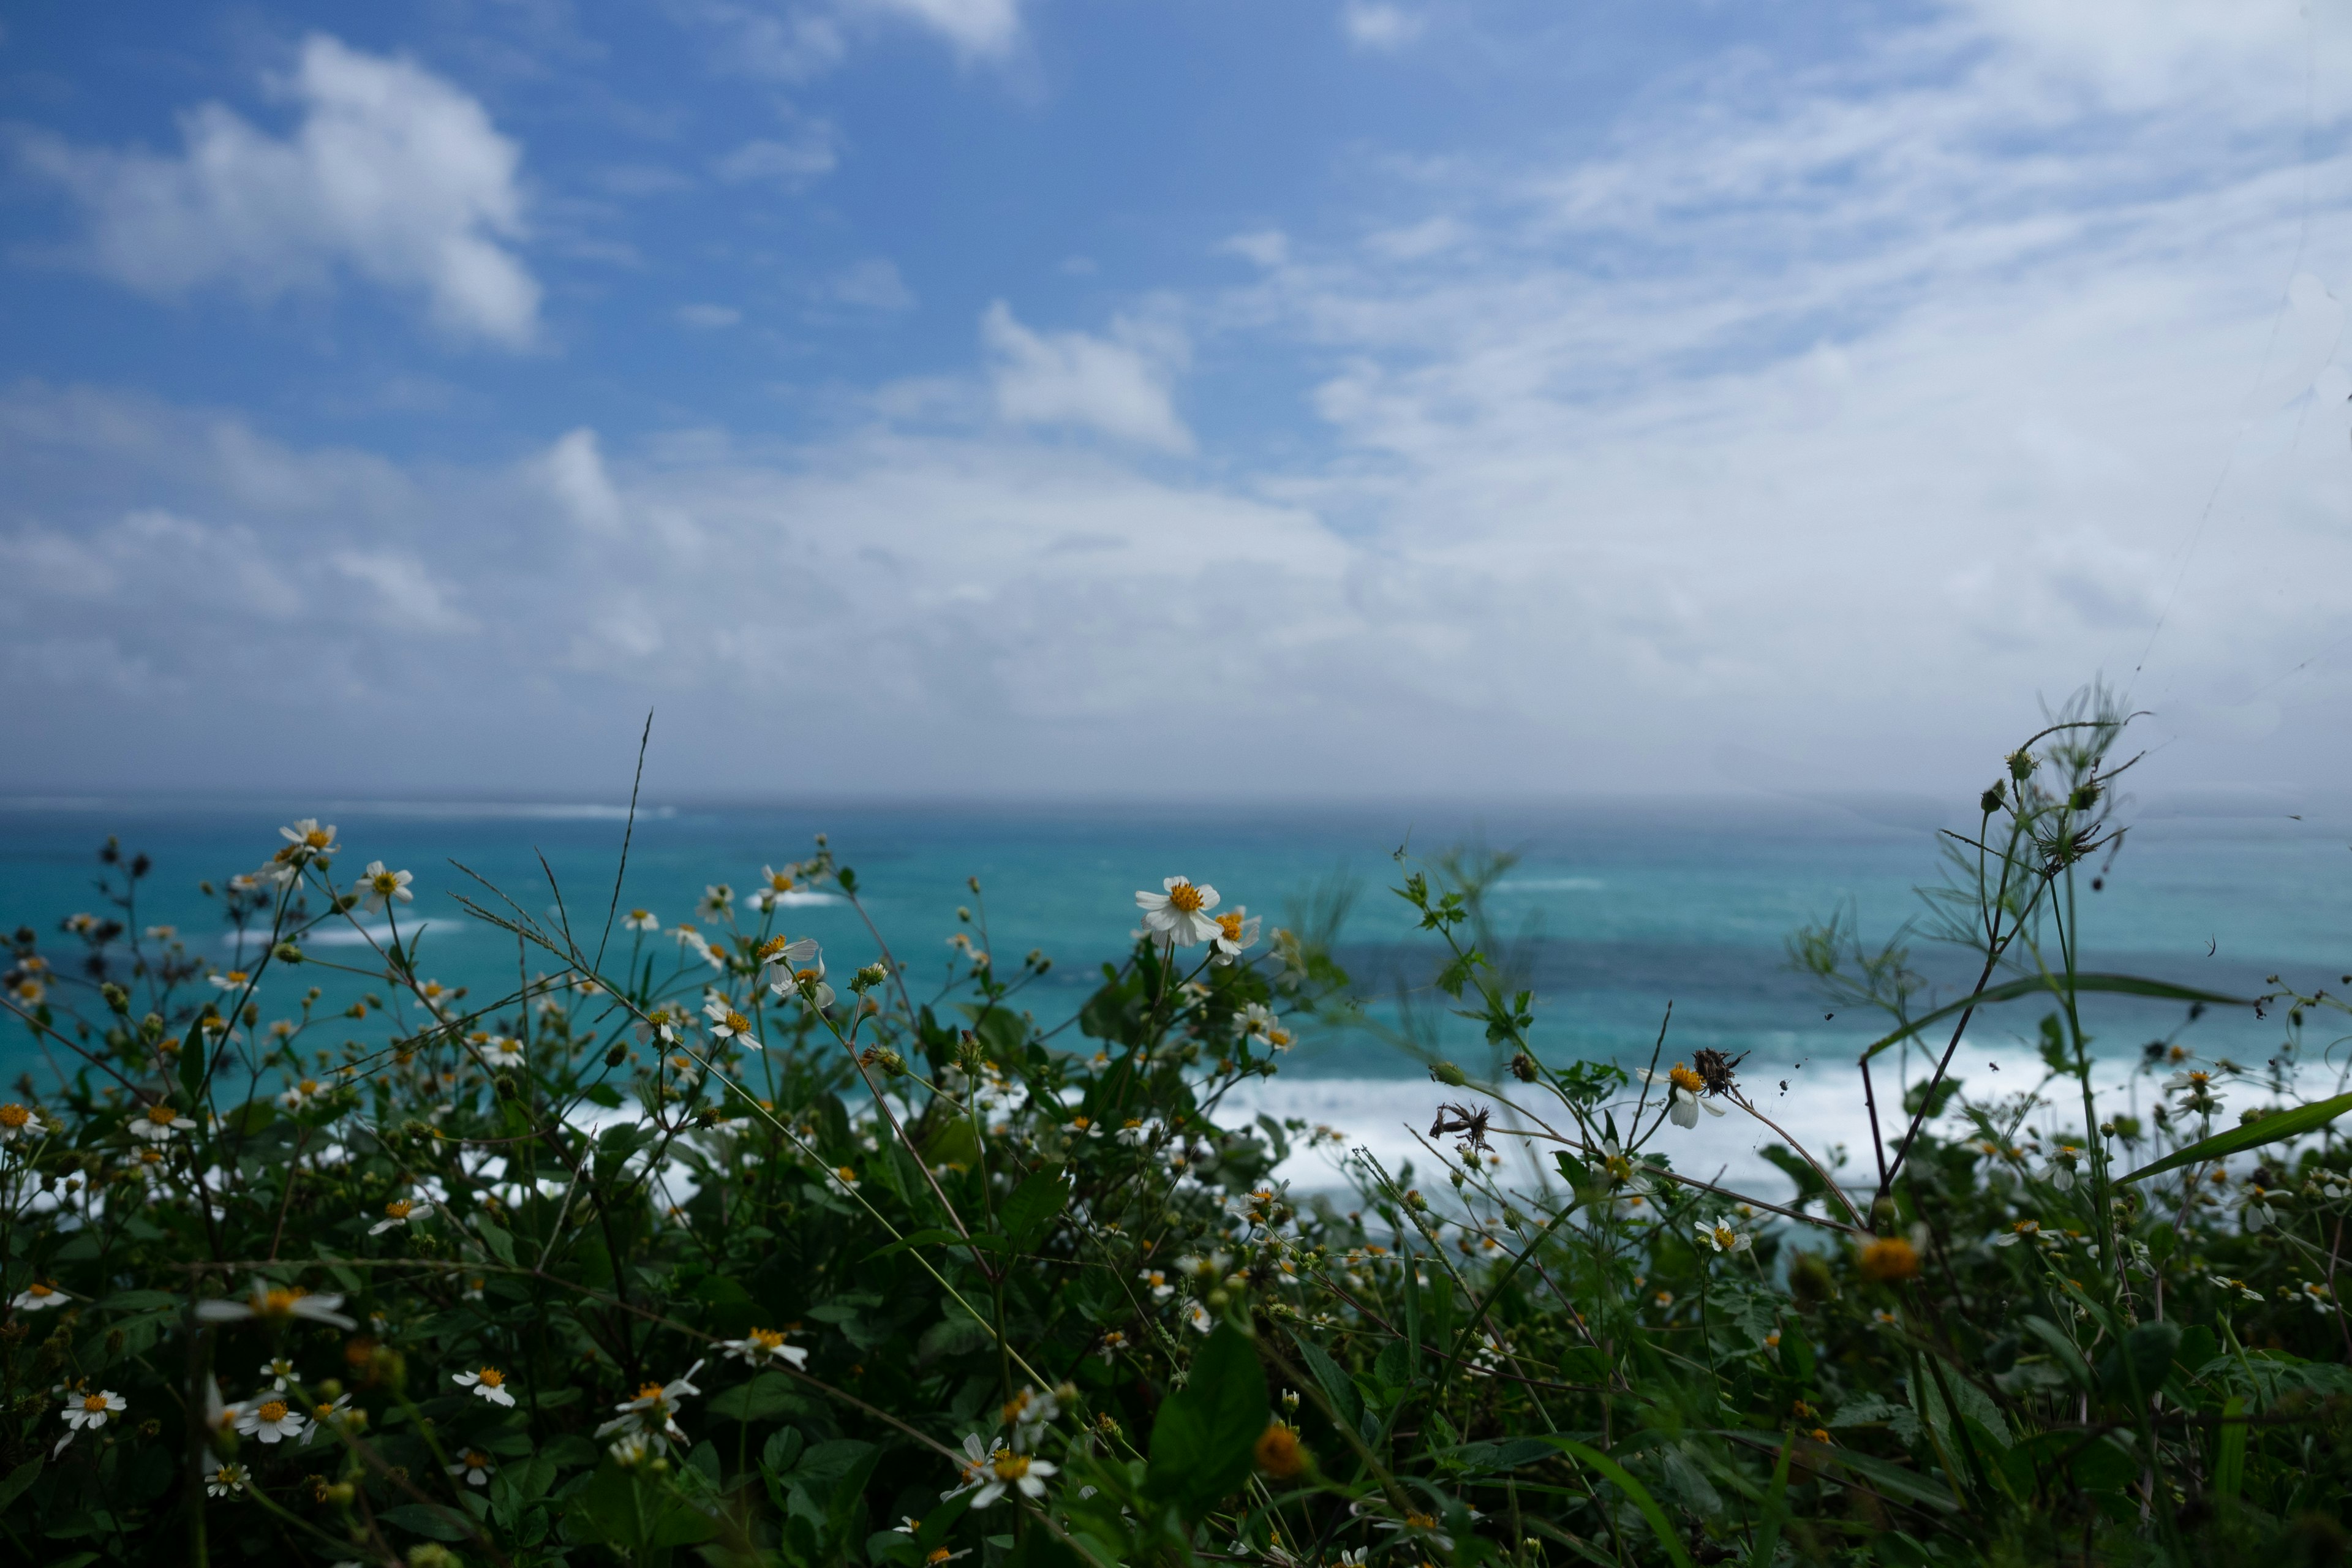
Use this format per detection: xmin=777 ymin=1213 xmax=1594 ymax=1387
xmin=850 ymin=0 xmax=1023 ymax=58
xmin=674 ymin=303 xmax=744 ymax=329
xmin=715 ymin=125 xmax=840 ymax=188
xmin=17 ymin=34 xmax=538 ymax=347
xmin=1341 ymin=2 xmax=1427 ymax=52
xmin=1220 ymin=230 xmax=1291 ymax=268
xmin=828 ymin=258 xmax=916 ymax=311
xmin=981 ymin=302 xmax=1194 ymax=453
xmin=535 ymin=428 xmax=627 ymax=532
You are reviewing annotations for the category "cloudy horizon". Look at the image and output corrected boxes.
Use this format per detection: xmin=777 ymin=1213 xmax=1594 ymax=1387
xmin=6 ymin=2 xmax=2351 ymax=809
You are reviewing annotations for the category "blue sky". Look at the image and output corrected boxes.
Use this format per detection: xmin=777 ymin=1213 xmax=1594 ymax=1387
xmin=5 ymin=1 xmax=2352 ymax=805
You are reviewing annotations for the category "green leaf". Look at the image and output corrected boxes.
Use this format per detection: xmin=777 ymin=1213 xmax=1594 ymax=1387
xmin=1860 ymin=974 xmax=2246 ymax=1062
xmin=379 ymin=1502 xmax=475 ymax=1542
xmin=475 ymin=1215 xmax=518 ymax=1268
xmin=1547 ymin=1440 xmax=1696 ymax=1568
xmin=1000 ymin=1166 xmax=1071 ymax=1248
xmin=2214 ymin=1395 xmax=2248 ymax=1504
xmin=708 ymin=1372 xmax=801 ymax=1424
xmin=1146 ymin=1324 xmax=1270 ymax=1510
xmin=2117 ymin=1093 xmax=2352 ymax=1183
xmin=1295 ymin=1336 xmax=1362 ymax=1429
xmin=863 ymin=1227 xmax=967 ymax=1261
xmin=0 ymin=1458 xmax=40 ymax=1513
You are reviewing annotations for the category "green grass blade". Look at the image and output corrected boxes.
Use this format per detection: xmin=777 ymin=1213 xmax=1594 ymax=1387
xmin=1859 ymin=974 xmax=2246 ymax=1063
xmin=1548 ymin=1439 xmax=1697 ymax=1568
xmin=2118 ymin=1092 xmax=2352 ymax=1183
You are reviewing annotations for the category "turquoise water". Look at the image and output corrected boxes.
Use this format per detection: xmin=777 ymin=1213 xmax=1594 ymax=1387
xmin=3 ymin=796 xmax=2346 ymax=1093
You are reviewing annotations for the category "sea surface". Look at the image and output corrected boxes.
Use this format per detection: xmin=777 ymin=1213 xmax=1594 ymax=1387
xmin=5 ymin=794 xmax=2348 ymax=1194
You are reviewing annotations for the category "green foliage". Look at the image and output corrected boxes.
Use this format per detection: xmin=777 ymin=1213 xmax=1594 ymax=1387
xmin=0 ymin=693 xmax=2347 ymax=1567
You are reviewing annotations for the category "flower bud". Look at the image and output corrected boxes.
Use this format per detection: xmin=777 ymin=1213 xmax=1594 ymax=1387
xmin=99 ymin=983 xmax=129 ymax=1014
xmin=1980 ymin=781 xmax=2005 ymax=814
xmin=274 ymin=942 xmax=304 ymax=965
xmin=1429 ymin=1061 xmax=1467 ymax=1087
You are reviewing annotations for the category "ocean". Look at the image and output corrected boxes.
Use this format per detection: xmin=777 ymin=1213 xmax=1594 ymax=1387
xmin=4 ymin=794 xmax=2345 ymax=1195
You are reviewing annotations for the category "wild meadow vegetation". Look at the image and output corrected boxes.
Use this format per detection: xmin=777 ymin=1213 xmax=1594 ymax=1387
xmin=1 ymin=692 xmax=2350 ymax=1567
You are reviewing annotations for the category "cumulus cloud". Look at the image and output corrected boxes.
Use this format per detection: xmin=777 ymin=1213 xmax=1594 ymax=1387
xmin=17 ymin=34 xmax=539 ymax=347
xmin=674 ymin=303 xmax=744 ymax=329
xmin=981 ymin=303 xmax=1193 ymax=453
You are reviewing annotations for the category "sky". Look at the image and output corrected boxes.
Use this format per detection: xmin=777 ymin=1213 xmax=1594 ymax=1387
xmin=4 ymin=0 xmax=2352 ymax=807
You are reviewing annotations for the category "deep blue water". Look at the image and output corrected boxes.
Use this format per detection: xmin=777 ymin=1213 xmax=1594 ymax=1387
xmin=3 ymin=794 xmax=2346 ymax=1092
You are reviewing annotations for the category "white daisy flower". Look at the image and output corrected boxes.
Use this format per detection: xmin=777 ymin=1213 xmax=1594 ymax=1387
xmin=1696 ymin=1219 xmax=1752 ymax=1255
xmin=1992 ymin=1219 xmax=2041 ymax=1248
xmin=718 ymin=1327 xmax=809 ymax=1369
xmin=624 ymin=909 xmax=660 ymax=932
xmin=1638 ymin=1062 xmax=1725 ymax=1128
xmin=356 ymin=862 xmax=415 ymax=911
xmin=1135 ymin=878 xmax=1222 ymax=947
xmin=454 ymin=1366 xmax=518 ymax=1406
xmin=236 ymin=1395 xmax=310 ymax=1444
xmin=1184 ymin=1302 xmax=1214 ymax=1335
xmin=278 ymin=1078 xmax=328 ymax=1112
xmin=447 ymin=1449 xmax=497 ymax=1487
xmin=260 ymin=1357 xmax=298 ymax=1392
xmin=943 ymin=1433 xmax=992 ymax=1499
xmin=1138 ymin=1268 xmax=1174 ymax=1301
xmin=703 ymin=1000 xmax=762 ymax=1050
xmin=209 ymin=970 xmax=256 ymax=993
xmin=369 ymin=1197 xmax=434 ymax=1236
xmin=0 ymin=1102 xmax=36 ymax=1143
xmin=205 ymin=1463 xmax=248 ymax=1498
xmin=278 ymin=820 xmax=339 ymax=860
xmin=1208 ymin=907 xmax=1262 ymax=966
xmin=826 ymin=1166 xmax=861 ymax=1196
xmin=698 ymin=884 xmax=734 ymax=919
xmin=971 ymin=1449 xmax=1057 ymax=1508
xmin=11 ymin=1281 xmax=67 ymax=1312
xmin=131 ymin=1102 xmax=193 ymax=1143
xmin=56 ymin=1389 xmax=124 ymax=1455
xmin=594 ymin=1360 xmax=704 ymax=1453
xmin=770 ymin=956 xmax=834 ymax=1013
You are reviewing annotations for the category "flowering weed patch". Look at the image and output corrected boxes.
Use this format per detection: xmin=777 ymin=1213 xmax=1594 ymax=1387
xmin=1 ymin=692 xmax=2350 ymax=1566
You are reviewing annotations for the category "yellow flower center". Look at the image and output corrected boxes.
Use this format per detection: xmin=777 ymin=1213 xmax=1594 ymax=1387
xmin=1216 ymin=911 xmax=1245 ymax=939
xmin=2014 ymin=1221 xmax=2037 ymax=1235
xmin=1165 ymin=882 xmax=1204 ymax=914
xmin=794 ymin=968 xmax=821 ymax=987
xmin=0 ymin=1104 xmax=29 ymax=1129
xmin=314 ymin=1402 xmax=336 ymax=1420
xmin=835 ymin=1166 xmax=858 ymax=1183
xmin=991 ymin=1453 xmax=1031 ymax=1480
xmin=298 ymin=1080 xmax=319 ymax=1095
xmin=262 ymin=1289 xmax=300 ymax=1316
xmin=26 ymin=1283 xmax=53 ymax=1298
xmin=465 ymin=1451 xmax=488 ymax=1468
xmin=305 ymin=828 xmax=333 ymax=848
xmin=372 ymin=874 xmax=398 ymax=894
xmin=256 ymin=1400 xmax=288 ymax=1423
xmin=1668 ymin=1065 xmax=1704 ymax=1093
xmin=927 ymin=1551 xmax=955 ymax=1566
xmin=385 ymin=1200 xmax=413 ymax=1219
xmin=1713 ymin=1226 xmax=1736 ymax=1248
xmin=1604 ymin=1155 xmax=1635 ymax=1182
xmin=478 ymin=1368 xmax=504 ymax=1388
xmin=81 ymin=1393 xmax=110 ymax=1414
xmin=724 ymin=1011 xmax=750 ymax=1033
xmin=1406 ymin=1513 xmax=1437 ymax=1530
xmin=146 ymin=1106 xmax=178 ymax=1126
xmin=749 ymin=1328 xmax=786 ymax=1350
xmin=770 ymin=873 xmax=794 ymax=892
xmin=632 ymin=908 xmax=652 ymax=921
